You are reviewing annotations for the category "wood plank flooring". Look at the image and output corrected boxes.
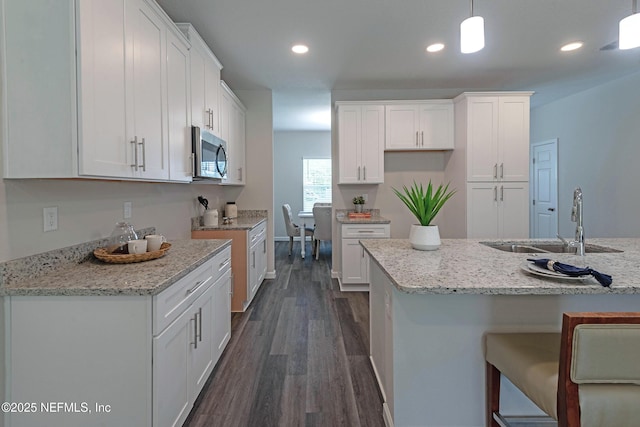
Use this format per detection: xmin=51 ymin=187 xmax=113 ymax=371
xmin=184 ymin=241 xmax=384 ymax=427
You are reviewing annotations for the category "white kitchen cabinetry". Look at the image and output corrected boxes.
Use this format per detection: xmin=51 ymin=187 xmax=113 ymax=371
xmin=339 ymin=223 xmax=390 ymax=291
xmin=4 ymin=246 xmax=232 ymax=427
xmin=462 ymin=95 xmax=531 ymax=182
xmin=1 ymin=0 xmax=191 ymax=182
xmin=249 ymin=222 xmax=268 ymax=302
xmin=445 ymin=92 xmax=533 ymax=238
xmin=337 ymin=103 xmax=385 ymax=184
xmin=220 ymin=81 xmax=247 ymax=186
xmin=466 ymin=182 xmax=529 ymax=238
xmin=166 ymin=26 xmax=193 ymax=182
xmin=192 ymin=220 xmax=267 ymax=312
xmin=177 ymin=23 xmax=223 ymax=136
xmin=385 ymin=101 xmax=454 ymax=150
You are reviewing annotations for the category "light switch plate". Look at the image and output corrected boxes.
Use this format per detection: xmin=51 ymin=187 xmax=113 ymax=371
xmin=43 ymin=206 xmax=58 ymax=232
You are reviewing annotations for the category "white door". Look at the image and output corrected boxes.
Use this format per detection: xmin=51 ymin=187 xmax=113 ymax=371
xmin=530 ymin=139 xmax=558 ymax=238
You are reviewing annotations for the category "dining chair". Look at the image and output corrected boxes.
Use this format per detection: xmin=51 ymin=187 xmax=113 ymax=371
xmin=282 ymin=204 xmax=314 ymax=256
xmin=312 ymin=205 xmax=332 ymax=260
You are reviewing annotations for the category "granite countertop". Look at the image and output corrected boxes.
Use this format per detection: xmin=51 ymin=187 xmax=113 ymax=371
xmin=2 ymin=239 xmax=231 ymax=297
xmin=361 ymin=238 xmax=640 ymax=295
xmin=336 ymin=209 xmax=391 ymax=224
xmin=192 ymin=210 xmax=267 ymax=231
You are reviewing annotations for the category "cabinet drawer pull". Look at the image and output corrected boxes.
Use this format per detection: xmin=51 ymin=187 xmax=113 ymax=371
xmin=500 ymin=163 xmax=504 ymax=179
xmin=416 ymin=131 xmax=419 ymax=147
xmin=493 ymin=163 xmax=497 ymax=179
xmin=500 ymin=185 xmax=504 ymax=201
xmin=494 ymin=186 xmax=497 ymax=202
xmin=186 ymin=278 xmax=208 ymax=295
xmin=357 ymin=230 xmax=375 ymax=233
xmin=421 ymin=130 xmax=424 ymax=146
xmin=363 ymin=166 xmax=366 ymax=181
xmin=139 ymin=138 xmax=146 ymax=172
xmin=357 ymin=166 xmax=361 ymax=180
xmin=219 ymin=258 xmax=231 ymax=271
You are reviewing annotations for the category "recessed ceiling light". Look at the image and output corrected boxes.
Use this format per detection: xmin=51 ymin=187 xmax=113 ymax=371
xmin=426 ymin=43 xmax=445 ymax=53
xmin=291 ymin=44 xmax=309 ymax=54
xmin=560 ymin=42 xmax=583 ymax=52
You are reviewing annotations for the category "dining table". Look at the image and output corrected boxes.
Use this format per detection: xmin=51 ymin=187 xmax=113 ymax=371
xmin=297 ymin=211 xmax=314 ymax=258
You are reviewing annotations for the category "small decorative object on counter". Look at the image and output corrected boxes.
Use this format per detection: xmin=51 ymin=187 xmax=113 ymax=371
xmin=203 ymin=209 xmax=218 ymax=226
xmin=353 ymin=195 xmax=365 ymax=213
xmin=225 ymin=202 xmax=237 ymax=219
xmin=393 ymin=180 xmax=455 ymax=251
xmin=108 ymin=222 xmax=138 ymax=254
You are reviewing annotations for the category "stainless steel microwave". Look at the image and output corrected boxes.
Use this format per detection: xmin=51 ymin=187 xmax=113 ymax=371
xmin=192 ymin=126 xmax=227 ymax=180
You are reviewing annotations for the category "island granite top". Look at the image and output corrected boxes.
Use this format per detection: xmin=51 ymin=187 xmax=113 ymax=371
xmin=1 ymin=239 xmax=231 ymax=297
xmin=361 ymin=238 xmax=640 ymax=295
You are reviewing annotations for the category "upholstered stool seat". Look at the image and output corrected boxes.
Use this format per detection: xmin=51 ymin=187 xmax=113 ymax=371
xmin=485 ymin=313 xmax=640 ymax=427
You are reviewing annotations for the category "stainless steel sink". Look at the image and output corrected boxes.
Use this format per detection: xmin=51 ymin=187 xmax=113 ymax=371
xmin=480 ymin=241 xmax=623 ymax=254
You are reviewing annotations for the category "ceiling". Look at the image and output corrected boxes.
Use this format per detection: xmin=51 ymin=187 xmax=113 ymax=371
xmin=156 ymin=0 xmax=640 ymax=131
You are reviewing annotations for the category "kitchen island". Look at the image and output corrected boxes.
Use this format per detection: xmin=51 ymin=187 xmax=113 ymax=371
xmin=361 ymin=238 xmax=640 ymax=427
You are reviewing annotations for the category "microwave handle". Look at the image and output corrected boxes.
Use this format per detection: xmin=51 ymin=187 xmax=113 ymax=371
xmin=190 ymin=153 xmax=196 ymax=177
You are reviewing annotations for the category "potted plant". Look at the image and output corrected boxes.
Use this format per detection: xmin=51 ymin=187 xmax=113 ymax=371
xmin=352 ymin=195 xmax=365 ymax=213
xmin=393 ymin=180 xmax=455 ymax=250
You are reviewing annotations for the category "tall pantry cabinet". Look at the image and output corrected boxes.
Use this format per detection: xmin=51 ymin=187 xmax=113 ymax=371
xmin=444 ymin=92 xmax=533 ymax=239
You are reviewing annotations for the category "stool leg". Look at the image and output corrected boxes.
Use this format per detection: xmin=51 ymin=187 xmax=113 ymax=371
xmin=486 ymin=362 xmax=501 ymax=427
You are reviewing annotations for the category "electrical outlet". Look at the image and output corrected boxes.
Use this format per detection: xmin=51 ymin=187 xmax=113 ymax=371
xmin=43 ymin=207 xmax=58 ymax=232
xmin=123 ymin=201 xmax=132 ymax=219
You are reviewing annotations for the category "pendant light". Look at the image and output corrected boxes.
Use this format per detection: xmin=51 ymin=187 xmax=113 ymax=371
xmin=619 ymin=0 xmax=640 ymax=50
xmin=460 ymin=0 xmax=484 ymax=53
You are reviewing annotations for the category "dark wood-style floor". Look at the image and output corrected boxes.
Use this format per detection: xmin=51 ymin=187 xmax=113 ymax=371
xmin=184 ymin=240 xmax=385 ymax=427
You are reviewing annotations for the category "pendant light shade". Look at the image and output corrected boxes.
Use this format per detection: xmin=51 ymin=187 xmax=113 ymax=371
xmin=619 ymin=11 xmax=640 ymax=50
xmin=461 ymin=15 xmax=485 ymax=53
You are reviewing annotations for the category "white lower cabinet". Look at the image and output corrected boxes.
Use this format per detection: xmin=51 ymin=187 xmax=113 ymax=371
xmin=339 ymin=223 xmax=390 ymax=290
xmin=4 ymin=245 xmax=232 ymax=427
xmin=248 ymin=222 xmax=267 ymax=303
xmin=467 ymin=182 xmax=529 ymax=238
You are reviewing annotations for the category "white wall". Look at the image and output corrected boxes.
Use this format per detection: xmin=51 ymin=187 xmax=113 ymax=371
xmin=0 ymin=179 xmax=225 ymax=262
xmin=273 ymin=130 xmax=331 ymax=239
xmin=531 ymin=70 xmax=640 ymax=238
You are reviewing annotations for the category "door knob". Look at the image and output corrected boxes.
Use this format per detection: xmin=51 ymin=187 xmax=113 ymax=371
xmin=548 ymin=208 xmax=555 ymax=212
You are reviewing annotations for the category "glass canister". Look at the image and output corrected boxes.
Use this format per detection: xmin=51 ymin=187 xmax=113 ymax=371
xmin=108 ymin=222 xmax=138 ymax=253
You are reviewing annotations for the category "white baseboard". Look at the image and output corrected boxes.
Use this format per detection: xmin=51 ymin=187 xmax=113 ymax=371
xmin=331 ymin=270 xmax=339 ymax=279
xmin=265 ymin=270 xmax=276 ymax=280
xmin=383 ymin=403 xmax=394 ymax=427
xmin=337 ymin=277 xmax=370 ymax=292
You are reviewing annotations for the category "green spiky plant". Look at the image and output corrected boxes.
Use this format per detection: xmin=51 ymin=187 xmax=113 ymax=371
xmin=393 ymin=180 xmax=456 ymax=226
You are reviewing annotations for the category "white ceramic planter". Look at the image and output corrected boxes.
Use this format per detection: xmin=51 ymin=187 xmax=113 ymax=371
xmin=409 ymin=224 xmax=441 ymax=251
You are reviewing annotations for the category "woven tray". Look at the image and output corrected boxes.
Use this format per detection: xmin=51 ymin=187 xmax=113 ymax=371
xmin=94 ymin=242 xmax=171 ymax=264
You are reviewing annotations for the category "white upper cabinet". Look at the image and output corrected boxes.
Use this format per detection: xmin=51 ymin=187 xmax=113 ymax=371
xmin=166 ymin=25 xmax=192 ymax=182
xmin=337 ymin=103 xmax=385 ymax=184
xmin=177 ymin=23 xmax=223 ymax=137
xmin=220 ymin=81 xmax=246 ymax=186
xmin=1 ymin=0 xmax=191 ymax=182
xmin=385 ymin=101 xmax=454 ymax=150
xmin=461 ymin=94 xmax=531 ymax=182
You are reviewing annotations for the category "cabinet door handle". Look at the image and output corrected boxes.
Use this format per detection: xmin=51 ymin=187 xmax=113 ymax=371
xmin=263 ymin=239 xmax=266 ymax=253
xmin=210 ymin=110 xmax=214 ymax=129
xmin=252 ymin=251 xmax=256 ymax=268
xmin=139 ymin=138 xmax=146 ymax=171
xmin=421 ymin=131 xmax=424 ymax=146
xmin=239 ymin=167 xmax=243 ymax=181
xmin=416 ymin=131 xmax=419 ymax=147
xmin=357 ymin=230 xmax=375 ymax=233
xmin=500 ymin=185 xmax=504 ymax=201
xmin=190 ymin=153 xmax=195 ymax=177
xmin=197 ymin=307 xmax=202 ymax=343
xmin=230 ymin=273 xmax=234 ymax=297
xmin=130 ymin=137 xmax=139 ymax=171
xmin=493 ymin=164 xmax=497 ymax=179
xmin=494 ymin=186 xmax=497 ymax=202
xmin=363 ymin=166 xmax=366 ymax=181
xmin=357 ymin=166 xmax=361 ymax=181
xmin=500 ymin=163 xmax=504 ymax=179
xmin=191 ymin=316 xmax=198 ymax=349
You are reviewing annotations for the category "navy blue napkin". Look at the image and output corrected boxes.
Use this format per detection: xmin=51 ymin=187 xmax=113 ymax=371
xmin=527 ymin=258 xmax=612 ymax=287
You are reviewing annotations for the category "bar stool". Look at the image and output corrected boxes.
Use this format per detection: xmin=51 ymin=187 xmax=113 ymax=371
xmin=484 ymin=312 xmax=640 ymax=427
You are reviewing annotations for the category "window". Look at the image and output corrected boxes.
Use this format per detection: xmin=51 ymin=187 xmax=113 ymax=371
xmin=302 ymin=158 xmax=332 ymax=211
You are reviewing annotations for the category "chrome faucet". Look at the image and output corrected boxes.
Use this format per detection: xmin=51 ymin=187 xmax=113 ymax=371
xmin=569 ymin=187 xmax=585 ymax=256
